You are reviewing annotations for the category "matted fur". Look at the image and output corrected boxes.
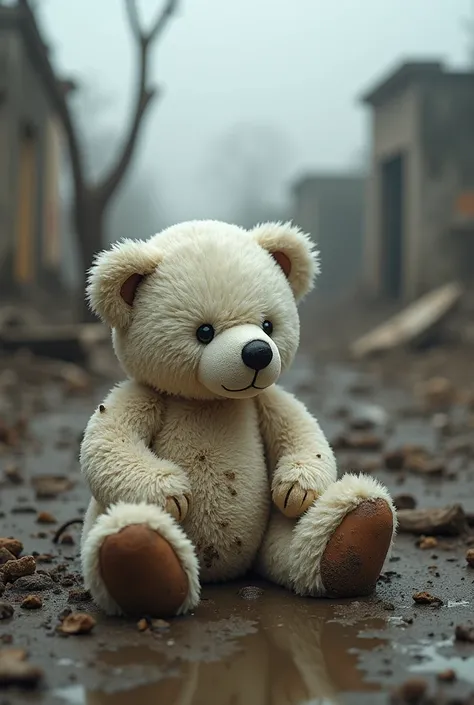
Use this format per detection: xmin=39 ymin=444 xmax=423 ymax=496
xmin=81 ymin=501 xmax=200 ymax=616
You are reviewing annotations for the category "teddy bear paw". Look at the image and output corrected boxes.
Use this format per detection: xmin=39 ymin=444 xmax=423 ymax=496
xmin=273 ymin=482 xmax=317 ymax=519
xmin=165 ymin=494 xmax=190 ymax=523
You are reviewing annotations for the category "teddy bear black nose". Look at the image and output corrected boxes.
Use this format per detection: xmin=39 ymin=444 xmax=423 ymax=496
xmin=241 ymin=340 xmax=273 ymax=371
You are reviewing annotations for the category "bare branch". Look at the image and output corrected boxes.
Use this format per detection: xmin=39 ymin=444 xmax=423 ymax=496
xmin=97 ymin=0 xmax=177 ymax=202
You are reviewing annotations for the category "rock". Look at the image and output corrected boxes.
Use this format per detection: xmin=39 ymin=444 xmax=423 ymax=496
xmin=394 ymin=494 xmax=417 ymax=511
xmin=237 ymin=586 xmax=265 ymax=600
xmin=437 ymin=668 xmax=456 ymax=682
xmin=332 ymin=431 xmax=383 ymax=452
xmin=21 ymin=595 xmax=42 ymax=610
xmin=417 ymin=376 xmax=456 ymax=411
xmin=466 ymin=548 xmax=474 ymax=567
xmin=412 ymin=591 xmax=443 ymax=606
xmin=0 ymin=555 xmax=36 ymax=583
xmin=0 ymin=648 xmax=43 ymax=688
xmin=36 ymin=511 xmax=57 ymax=524
xmin=150 ymin=619 xmax=170 ymax=631
xmin=4 ymin=464 xmax=23 ymax=484
xmin=13 ymin=574 xmax=53 ymax=592
xmin=32 ymin=475 xmax=74 ymax=499
xmin=404 ymin=451 xmax=445 ymax=476
xmin=384 ymin=450 xmax=406 ymax=471
xmin=390 ymin=677 xmax=428 ymax=704
xmin=0 ymin=548 xmax=16 ymax=567
xmin=417 ymin=536 xmax=438 ymax=550
xmin=0 ymin=538 xmax=23 ymax=557
xmin=137 ymin=618 xmax=148 ymax=632
xmin=67 ymin=589 xmax=90 ymax=603
xmin=0 ymin=602 xmax=14 ymax=620
xmin=454 ymin=623 xmax=474 ymax=643
xmin=397 ymin=505 xmax=467 ymax=536
xmin=58 ymin=612 xmax=96 ymax=635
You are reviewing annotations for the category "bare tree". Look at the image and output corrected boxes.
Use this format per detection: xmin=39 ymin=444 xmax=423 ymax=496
xmin=21 ymin=0 xmax=178 ymax=319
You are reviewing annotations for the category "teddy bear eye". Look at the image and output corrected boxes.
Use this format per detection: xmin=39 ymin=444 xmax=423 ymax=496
xmin=196 ymin=324 xmax=215 ymax=344
xmin=262 ymin=320 xmax=273 ymax=336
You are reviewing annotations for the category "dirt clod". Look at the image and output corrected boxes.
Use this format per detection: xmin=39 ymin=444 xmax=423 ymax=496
xmin=454 ymin=623 xmax=474 ymax=643
xmin=13 ymin=574 xmax=53 ymax=592
xmin=21 ymin=595 xmax=42 ymax=610
xmin=0 ymin=648 xmax=43 ymax=688
xmin=437 ymin=668 xmax=456 ymax=682
xmin=0 ymin=555 xmax=36 ymax=583
xmin=68 ymin=589 xmax=90 ymax=603
xmin=466 ymin=548 xmax=474 ymax=567
xmin=390 ymin=677 xmax=428 ymax=704
xmin=417 ymin=536 xmax=438 ymax=550
xmin=412 ymin=591 xmax=443 ymax=606
xmin=36 ymin=511 xmax=57 ymax=524
xmin=0 ymin=538 xmax=23 ymax=557
xmin=58 ymin=612 xmax=96 ymax=635
xmin=0 ymin=602 xmax=14 ymax=620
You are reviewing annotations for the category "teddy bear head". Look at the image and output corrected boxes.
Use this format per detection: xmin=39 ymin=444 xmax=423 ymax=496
xmin=87 ymin=220 xmax=319 ymax=400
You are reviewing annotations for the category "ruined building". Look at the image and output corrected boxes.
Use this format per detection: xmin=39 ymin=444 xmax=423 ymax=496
xmin=362 ymin=61 xmax=474 ymax=302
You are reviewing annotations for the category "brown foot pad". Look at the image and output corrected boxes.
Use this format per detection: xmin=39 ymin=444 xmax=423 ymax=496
xmin=320 ymin=499 xmax=394 ymax=598
xmin=99 ymin=524 xmax=189 ymax=617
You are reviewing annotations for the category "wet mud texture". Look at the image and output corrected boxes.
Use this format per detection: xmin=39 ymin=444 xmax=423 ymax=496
xmin=0 ymin=353 xmax=474 ymax=704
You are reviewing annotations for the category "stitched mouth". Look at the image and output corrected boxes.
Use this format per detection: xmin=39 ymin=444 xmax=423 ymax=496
xmin=222 ymin=371 xmax=268 ymax=393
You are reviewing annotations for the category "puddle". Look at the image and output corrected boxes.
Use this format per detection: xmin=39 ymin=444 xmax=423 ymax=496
xmin=395 ymin=639 xmax=474 ymax=685
xmin=53 ymin=590 xmax=389 ymax=705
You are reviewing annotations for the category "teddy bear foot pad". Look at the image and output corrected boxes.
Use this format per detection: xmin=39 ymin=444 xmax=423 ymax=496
xmin=320 ymin=499 xmax=394 ymax=598
xmin=99 ymin=524 xmax=189 ymax=617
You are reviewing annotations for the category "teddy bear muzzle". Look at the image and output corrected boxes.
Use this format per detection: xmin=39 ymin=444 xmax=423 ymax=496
xmin=198 ymin=323 xmax=281 ymax=398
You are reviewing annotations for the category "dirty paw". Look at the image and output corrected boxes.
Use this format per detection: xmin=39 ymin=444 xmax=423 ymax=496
xmin=273 ymin=482 xmax=317 ymax=518
xmin=165 ymin=494 xmax=190 ymax=522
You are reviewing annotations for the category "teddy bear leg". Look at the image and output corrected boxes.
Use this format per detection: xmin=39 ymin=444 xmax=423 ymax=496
xmin=81 ymin=499 xmax=200 ymax=617
xmin=291 ymin=473 xmax=397 ymax=598
xmin=256 ymin=473 xmax=396 ymax=599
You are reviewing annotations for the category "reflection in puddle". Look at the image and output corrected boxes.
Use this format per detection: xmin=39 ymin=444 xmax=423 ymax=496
xmin=53 ymin=591 xmax=388 ymax=705
xmin=398 ymin=639 xmax=474 ymax=685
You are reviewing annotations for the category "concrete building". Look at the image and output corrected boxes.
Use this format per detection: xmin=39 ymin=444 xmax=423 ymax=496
xmin=0 ymin=1 xmax=74 ymax=318
xmin=292 ymin=174 xmax=366 ymax=300
xmin=362 ymin=61 xmax=474 ymax=302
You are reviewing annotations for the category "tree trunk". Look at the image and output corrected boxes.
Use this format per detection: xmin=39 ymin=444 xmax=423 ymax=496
xmin=74 ymin=192 xmax=105 ymax=323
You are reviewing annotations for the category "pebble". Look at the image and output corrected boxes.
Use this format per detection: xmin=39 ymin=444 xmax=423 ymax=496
xmin=21 ymin=595 xmax=43 ymax=610
xmin=58 ymin=612 xmax=96 ymax=635
xmin=13 ymin=574 xmax=54 ymax=592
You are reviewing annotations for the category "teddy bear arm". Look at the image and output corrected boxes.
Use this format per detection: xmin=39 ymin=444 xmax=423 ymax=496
xmin=257 ymin=386 xmax=337 ymax=518
xmin=80 ymin=381 xmax=190 ymax=512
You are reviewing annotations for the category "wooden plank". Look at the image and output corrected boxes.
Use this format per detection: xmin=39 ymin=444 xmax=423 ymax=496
xmin=351 ymin=282 xmax=463 ymax=358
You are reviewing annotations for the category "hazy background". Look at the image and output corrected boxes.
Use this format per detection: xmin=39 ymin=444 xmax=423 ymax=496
xmin=37 ymin=0 xmax=472 ymax=233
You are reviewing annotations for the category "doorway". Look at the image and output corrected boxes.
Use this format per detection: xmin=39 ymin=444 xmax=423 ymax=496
xmin=380 ymin=153 xmax=405 ymax=299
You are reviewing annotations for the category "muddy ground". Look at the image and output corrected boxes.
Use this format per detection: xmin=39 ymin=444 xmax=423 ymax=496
xmin=1 ymin=349 xmax=474 ymax=705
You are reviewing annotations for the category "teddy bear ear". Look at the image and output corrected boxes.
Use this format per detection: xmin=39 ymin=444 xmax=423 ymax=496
xmin=251 ymin=222 xmax=320 ymax=301
xmin=86 ymin=239 xmax=161 ymax=328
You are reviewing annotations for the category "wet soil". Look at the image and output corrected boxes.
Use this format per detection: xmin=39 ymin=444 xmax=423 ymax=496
xmin=1 ymin=351 xmax=474 ymax=704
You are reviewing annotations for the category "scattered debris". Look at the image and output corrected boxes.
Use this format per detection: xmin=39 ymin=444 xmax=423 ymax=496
xmin=0 ymin=539 xmax=22 ymax=557
xmin=237 ymin=586 xmax=265 ymax=600
xmin=454 ymin=623 xmax=474 ymax=643
xmin=390 ymin=676 xmax=428 ymax=704
xmin=32 ymin=475 xmax=74 ymax=499
xmin=437 ymin=668 xmax=456 ymax=682
xmin=412 ymin=591 xmax=443 ymax=606
xmin=0 ymin=556 xmax=36 ymax=583
xmin=36 ymin=511 xmax=57 ymax=525
xmin=20 ymin=595 xmax=42 ymax=610
xmin=394 ymin=494 xmax=417 ymax=511
xmin=466 ymin=548 xmax=474 ymax=567
xmin=12 ymin=574 xmax=53 ymax=592
xmin=58 ymin=612 xmax=96 ymax=636
xmin=0 ymin=548 xmax=16 ymax=567
xmin=332 ymin=431 xmax=383 ymax=451
xmin=0 ymin=648 xmax=43 ymax=688
xmin=397 ymin=505 xmax=467 ymax=536
xmin=416 ymin=536 xmax=438 ymax=550
xmin=0 ymin=603 xmax=13 ymax=620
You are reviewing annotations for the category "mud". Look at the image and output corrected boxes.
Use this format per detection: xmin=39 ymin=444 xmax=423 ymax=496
xmin=0 ymin=352 xmax=474 ymax=704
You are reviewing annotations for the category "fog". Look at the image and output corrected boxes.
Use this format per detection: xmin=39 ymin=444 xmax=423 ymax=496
xmin=38 ymin=0 xmax=470 ymax=225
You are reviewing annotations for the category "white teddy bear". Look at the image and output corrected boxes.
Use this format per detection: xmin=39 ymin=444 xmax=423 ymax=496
xmin=80 ymin=220 xmax=397 ymax=618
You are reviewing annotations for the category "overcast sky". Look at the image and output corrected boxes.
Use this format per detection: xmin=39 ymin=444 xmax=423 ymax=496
xmin=38 ymin=0 xmax=472 ymax=223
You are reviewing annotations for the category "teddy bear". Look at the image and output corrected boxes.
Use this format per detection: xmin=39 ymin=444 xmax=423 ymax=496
xmin=79 ymin=219 xmax=397 ymax=618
